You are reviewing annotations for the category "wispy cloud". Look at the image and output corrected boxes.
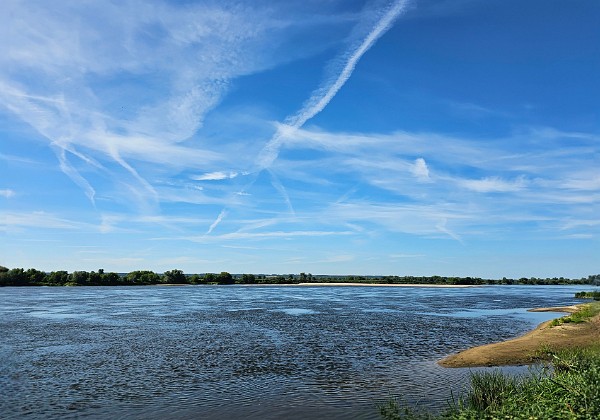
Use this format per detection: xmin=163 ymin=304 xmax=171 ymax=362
xmin=191 ymin=171 xmax=243 ymax=181
xmin=411 ymin=158 xmax=431 ymax=182
xmin=0 ymin=1 xmax=339 ymax=211
xmin=0 ymin=189 xmax=15 ymax=198
xmin=207 ymin=0 xmax=411 ymax=233
xmin=1 ymin=211 xmax=88 ymax=231
xmin=257 ymin=0 xmax=411 ymax=170
xmin=191 ymin=230 xmax=355 ymax=242
xmin=458 ymin=176 xmax=527 ymax=193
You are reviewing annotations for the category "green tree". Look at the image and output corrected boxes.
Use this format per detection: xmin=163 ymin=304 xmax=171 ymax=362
xmin=100 ymin=271 xmax=121 ymax=285
xmin=126 ymin=270 xmax=160 ymax=285
xmin=0 ymin=266 xmax=9 ymax=286
xmin=26 ymin=268 xmax=48 ymax=285
xmin=203 ymin=273 xmax=217 ymax=283
xmin=69 ymin=271 xmax=90 ymax=286
xmin=239 ymin=273 xmax=256 ymax=284
xmin=163 ymin=269 xmax=188 ymax=284
xmin=217 ymin=271 xmax=234 ymax=284
xmin=48 ymin=271 xmax=69 ymax=285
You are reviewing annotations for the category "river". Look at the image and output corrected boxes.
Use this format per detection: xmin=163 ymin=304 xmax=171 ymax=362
xmin=0 ymin=284 xmax=591 ymax=419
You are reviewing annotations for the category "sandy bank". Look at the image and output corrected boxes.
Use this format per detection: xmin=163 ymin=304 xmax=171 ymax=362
xmin=439 ymin=305 xmax=600 ymax=368
xmin=296 ymin=282 xmax=476 ymax=288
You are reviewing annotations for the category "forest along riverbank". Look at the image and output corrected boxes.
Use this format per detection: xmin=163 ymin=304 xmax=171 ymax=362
xmin=296 ymin=283 xmax=476 ymax=287
xmin=439 ymin=304 xmax=600 ymax=367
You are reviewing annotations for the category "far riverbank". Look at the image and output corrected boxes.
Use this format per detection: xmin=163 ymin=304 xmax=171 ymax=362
xmin=297 ymin=282 xmax=476 ymax=288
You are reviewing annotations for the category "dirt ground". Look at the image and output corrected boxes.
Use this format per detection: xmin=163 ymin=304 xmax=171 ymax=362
xmin=438 ymin=305 xmax=600 ymax=368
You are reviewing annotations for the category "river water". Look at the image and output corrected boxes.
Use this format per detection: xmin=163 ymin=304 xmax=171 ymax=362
xmin=0 ymin=284 xmax=591 ymax=419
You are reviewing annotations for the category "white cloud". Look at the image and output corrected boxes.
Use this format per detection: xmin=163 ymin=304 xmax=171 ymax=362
xmin=207 ymin=209 xmax=228 ymax=234
xmin=561 ymin=176 xmax=600 ymax=191
xmin=458 ymin=176 xmax=527 ymax=193
xmin=411 ymin=158 xmax=430 ymax=181
xmin=187 ymin=230 xmax=355 ymax=242
xmin=0 ymin=211 xmax=86 ymax=231
xmin=257 ymin=0 xmax=411 ymax=170
xmin=0 ymin=0 xmax=343 ymax=208
xmin=206 ymin=0 xmax=411 ymax=233
xmin=0 ymin=189 xmax=15 ymax=198
xmin=191 ymin=171 xmax=240 ymax=181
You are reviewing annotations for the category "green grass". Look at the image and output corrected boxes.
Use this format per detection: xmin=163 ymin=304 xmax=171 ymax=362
xmin=550 ymin=302 xmax=600 ymax=327
xmin=379 ymin=346 xmax=600 ymax=419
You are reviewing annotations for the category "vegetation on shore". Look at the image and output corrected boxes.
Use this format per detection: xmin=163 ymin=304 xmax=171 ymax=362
xmin=1 ymin=265 xmax=599 ymax=287
xmin=550 ymin=301 xmax=600 ymax=327
xmin=575 ymin=291 xmax=600 ymax=300
xmin=379 ymin=346 xmax=600 ymax=419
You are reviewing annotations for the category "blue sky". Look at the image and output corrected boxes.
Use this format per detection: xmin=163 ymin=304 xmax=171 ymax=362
xmin=1 ymin=0 xmax=599 ymax=278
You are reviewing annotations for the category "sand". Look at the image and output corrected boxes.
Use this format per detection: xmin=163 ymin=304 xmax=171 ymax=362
xmin=439 ymin=305 xmax=600 ymax=368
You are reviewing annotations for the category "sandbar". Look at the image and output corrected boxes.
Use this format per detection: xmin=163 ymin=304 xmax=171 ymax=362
xmin=439 ymin=305 xmax=600 ymax=368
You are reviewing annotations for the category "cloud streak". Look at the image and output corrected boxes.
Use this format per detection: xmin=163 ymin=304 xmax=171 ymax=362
xmin=208 ymin=0 xmax=410 ymax=233
xmin=0 ymin=1 xmax=313 ymax=210
xmin=0 ymin=189 xmax=16 ymax=198
xmin=258 ymin=0 xmax=411 ymax=170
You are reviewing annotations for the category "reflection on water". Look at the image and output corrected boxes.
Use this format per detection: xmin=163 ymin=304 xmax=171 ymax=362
xmin=0 ymin=285 xmax=589 ymax=419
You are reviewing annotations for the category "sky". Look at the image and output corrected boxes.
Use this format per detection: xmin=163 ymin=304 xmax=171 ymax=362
xmin=1 ymin=0 xmax=599 ymax=278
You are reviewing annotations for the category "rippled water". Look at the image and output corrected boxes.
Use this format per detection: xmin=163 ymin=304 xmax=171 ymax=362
xmin=0 ymin=284 xmax=589 ymax=419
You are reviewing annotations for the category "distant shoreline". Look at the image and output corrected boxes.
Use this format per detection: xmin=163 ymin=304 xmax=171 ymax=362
xmin=439 ymin=304 xmax=600 ymax=368
xmin=296 ymin=282 xmax=477 ymax=288
xmin=150 ymin=282 xmax=477 ymax=287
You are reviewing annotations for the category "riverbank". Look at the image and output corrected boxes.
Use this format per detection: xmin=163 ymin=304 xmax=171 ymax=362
xmin=296 ymin=282 xmax=476 ymax=287
xmin=439 ymin=304 xmax=600 ymax=367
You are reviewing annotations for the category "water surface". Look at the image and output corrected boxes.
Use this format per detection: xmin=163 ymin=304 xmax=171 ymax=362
xmin=0 ymin=285 xmax=590 ymax=419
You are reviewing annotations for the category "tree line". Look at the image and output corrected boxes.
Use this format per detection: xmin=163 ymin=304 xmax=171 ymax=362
xmin=0 ymin=266 xmax=598 ymax=287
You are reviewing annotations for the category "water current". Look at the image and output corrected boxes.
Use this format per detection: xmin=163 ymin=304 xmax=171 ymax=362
xmin=0 ymin=284 xmax=591 ymax=419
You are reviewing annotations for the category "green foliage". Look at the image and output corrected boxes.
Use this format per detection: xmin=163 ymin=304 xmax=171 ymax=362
xmin=48 ymin=270 xmax=69 ymax=285
xmin=125 ymin=270 xmax=160 ymax=285
xmin=575 ymin=291 xmax=600 ymax=301
xmin=551 ymin=302 xmax=600 ymax=327
xmin=203 ymin=273 xmax=217 ymax=283
xmin=217 ymin=271 xmax=234 ymax=284
xmin=0 ymin=265 xmax=599 ymax=287
xmin=163 ymin=269 xmax=188 ymax=284
xmin=238 ymin=273 xmax=256 ymax=284
xmin=188 ymin=273 xmax=204 ymax=284
xmin=380 ymin=347 xmax=600 ymax=420
xmin=461 ymin=370 xmax=520 ymax=412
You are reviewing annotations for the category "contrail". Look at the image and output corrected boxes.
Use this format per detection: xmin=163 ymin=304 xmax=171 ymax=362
xmin=208 ymin=0 xmax=410 ymax=234
xmin=269 ymin=169 xmax=295 ymax=215
xmin=207 ymin=209 xmax=227 ymax=234
xmin=53 ymin=146 xmax=97 ymax=205
xmin=257 ymin=0 xmax=410 ymax=170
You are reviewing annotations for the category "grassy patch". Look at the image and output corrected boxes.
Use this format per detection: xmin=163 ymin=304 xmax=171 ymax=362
xmin=550 ymin=302 xmax=600 ymax=327
xmin=380 ymin=346 xmax=600 ymax=419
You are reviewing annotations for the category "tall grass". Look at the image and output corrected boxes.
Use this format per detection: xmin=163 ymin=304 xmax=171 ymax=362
xmin=379 ymin=346 xmax=600 ymax=419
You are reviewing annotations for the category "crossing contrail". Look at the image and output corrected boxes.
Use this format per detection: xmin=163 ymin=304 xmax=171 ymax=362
xmin=207 ymin=0 xmax=410 ymax=234
xmin=257 ymin=0 xmax=410 ymax=170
